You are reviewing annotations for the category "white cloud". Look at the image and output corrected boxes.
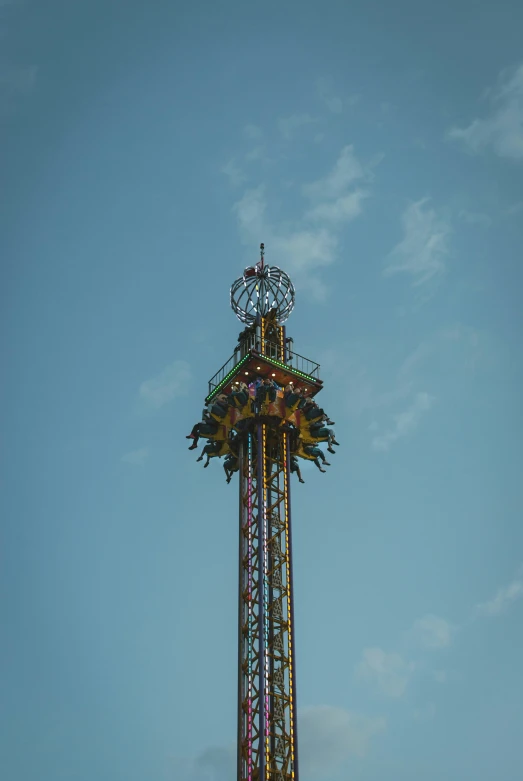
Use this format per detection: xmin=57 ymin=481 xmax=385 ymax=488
xmin=121 ymin=447 xmax=149 ymax=466
xmin=306 ymin=191 xmax=369 ymax=224
xmin=278 ymin=113 xmax=317 ymax=140
xmin=384 ymin=198 xmax=451 ymax=286
xmin=299 ymin=705 xmax=386 ymax=777
xmin=233 ymin=184 xmax=267 ymax=237
xmin=411 ymin=614 xmax=453 ymax=649
xmin=139 ymin=360 xmax=192 ymax=409
xmin=171 ymin=708 xmax=385 ymax=781
xmin=303 ymin=145 xmax=365 ymax=201
xmin=232 ymin=144 xmax=378 ymax=300
xmin=448 ymin=63 xmax=523 ymax=161
xmin=303 ymin=145 xmax=371 ymax=224
xmin=221 ymin=158 xmax=246 ymax=187
xmin=475 ymin=570 xmax=523 ymax=617
xmin=271 ymin=229 xmax=338 ymax=300
xmin=371 ymin=391 xmax=434 ymax=452
xmin=233 ymin=187 xmax=336 ymax=301
xmin=356 ymin=647 xmax=415 ymax=698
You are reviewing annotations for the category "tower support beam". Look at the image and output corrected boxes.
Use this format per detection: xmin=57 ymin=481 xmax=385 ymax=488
xmin=238 ymin=424 xmax=298 ymax=780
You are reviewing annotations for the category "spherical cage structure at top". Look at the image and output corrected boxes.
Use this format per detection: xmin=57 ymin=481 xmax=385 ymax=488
xmin=230 ymin=264 xmax=295 ymax=325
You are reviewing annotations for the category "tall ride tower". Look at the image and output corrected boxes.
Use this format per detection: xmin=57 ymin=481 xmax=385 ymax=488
xmin=191 ymin=245 xmax=333 ymax=781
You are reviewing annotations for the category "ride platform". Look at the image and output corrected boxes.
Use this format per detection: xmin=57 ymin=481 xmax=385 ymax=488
xmin=206 ymin=342 xmax=322 ymax=404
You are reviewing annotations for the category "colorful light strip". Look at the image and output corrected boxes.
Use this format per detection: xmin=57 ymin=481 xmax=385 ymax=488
xmin=247 ymin=433 xmax=253 ymax=781
xmin=261 ymin=353 xmax=319 ymax=383
xmin=256 ymin=425 xmax=266 ymax=781
xmin=206 ymin=354 xmax=251 ymax=402
xmin=283 ymin=432 xmax=296 ymax=778
xmin=262 ymin=423 xmax=270 ymax=780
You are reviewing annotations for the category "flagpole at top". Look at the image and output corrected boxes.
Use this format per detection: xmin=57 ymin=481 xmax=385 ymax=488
xmin=259 ymin=242 xmax=265 ymax=273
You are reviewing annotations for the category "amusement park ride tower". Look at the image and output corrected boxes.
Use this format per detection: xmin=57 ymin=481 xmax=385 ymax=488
xmin=190 ymin=245 xmax=333 ymax=781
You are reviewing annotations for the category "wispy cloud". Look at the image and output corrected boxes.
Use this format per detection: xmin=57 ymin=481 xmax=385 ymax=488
xmin=474 ymin=568 xmax=523 ymax=617
xmin=303 ymin=145 xmax=365 ymax=201
xmin=321 ymin=323 xmax=484 ymax=446
xmin=233 ymin=184 xmax=267 ymax=237
xmin=172 ymin=707 xmax=385 ymax=781
xmin=384 ymin=198 xmax=451 ymax=287
xmin=221 ymin=158 xmax=246 ymax=187
xmin=448 ymin=63 xmax=523 ymax=161
xmin=315 ymin=77 xmax=356 ymax=114
xmin=139 ymin=360 xmax=191 ymax=409
xmin=277 ymin=113 xmax=317 ymax=140
xmin=233 ymin=183 xmax=335 ymax=300
xmin=244 ymin=145 xmax=265 ymax=162
xmin=243 ymin=123 xmax=263 ymax=141
xmin=410 ymin=614 xmax=453 ymax=649
xmin=357 ymin=570 xmax=521 ymax=706
xmin=299 ymin=705 xmax=386 ymax=776
xmin=233 ymin=145 xmax=379 ymax=299
xmin=303 ymin=144 xmax=371 ymax=224
xmin=371 ymin=391 xmax=435 ymax=452
xmin=356 ymin=614 xmax=452 ymax=700
xmin=121 ymin=447 xmax=149 ymax=466
xmin=399 ymin=324 xmax=486 ymax=377
xmin=356 ymin=648 xmax=415 ymax=698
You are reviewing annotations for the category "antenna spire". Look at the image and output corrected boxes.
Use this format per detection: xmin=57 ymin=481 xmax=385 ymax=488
xmin=258 ymin=242 xmax=265 ymax=273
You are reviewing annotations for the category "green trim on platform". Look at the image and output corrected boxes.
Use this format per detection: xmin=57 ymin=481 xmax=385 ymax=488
xmin=206 ymin=352 xmax=320 ymax=403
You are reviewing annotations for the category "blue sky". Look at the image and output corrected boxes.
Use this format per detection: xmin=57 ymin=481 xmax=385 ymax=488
xmin=1 ymin=1 xmax=523 ymax=779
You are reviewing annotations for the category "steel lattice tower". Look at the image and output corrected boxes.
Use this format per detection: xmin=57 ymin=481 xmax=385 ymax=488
xmin=191 ymin=245 xmax=329 ymax=781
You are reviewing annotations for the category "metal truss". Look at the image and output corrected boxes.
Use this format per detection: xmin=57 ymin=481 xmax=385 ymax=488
xmin=237 ymin=425 xmax=299 ymax=781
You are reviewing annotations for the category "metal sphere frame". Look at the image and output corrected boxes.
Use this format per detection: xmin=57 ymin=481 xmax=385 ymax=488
xmin=230 ymin=262 xmax=295 ymax=326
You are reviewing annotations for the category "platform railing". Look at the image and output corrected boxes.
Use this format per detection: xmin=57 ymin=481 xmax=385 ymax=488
xmin=208 ymin=339 xmax=320 ymax=395
xmin=279 ymin=342 xmax=321 ymax=380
